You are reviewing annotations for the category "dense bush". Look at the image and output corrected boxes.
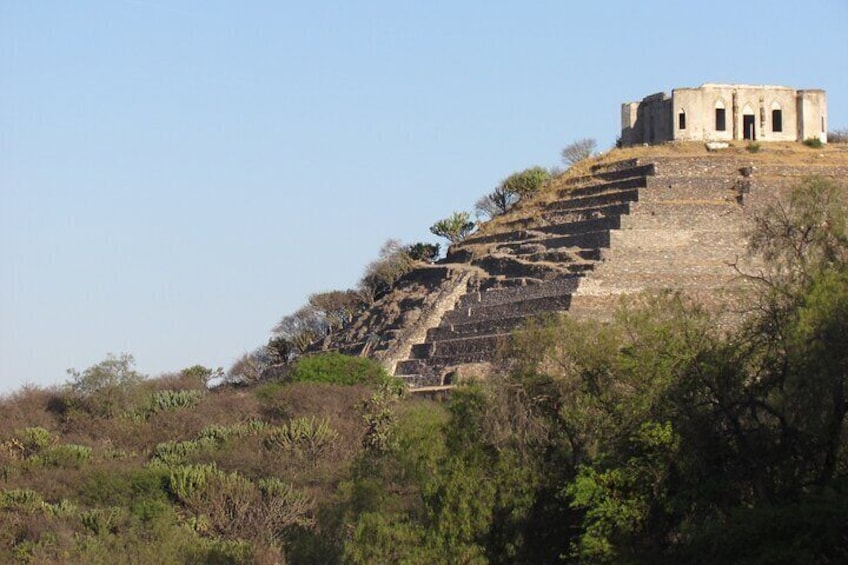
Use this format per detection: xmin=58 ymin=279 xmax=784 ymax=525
xmin=405 ymin=242 xmax=440 ymax=263
xmin=66 ymin=353 xmax=146 ymax=417
xmin=500 ymin=166 xmax=550 ymax=197
xmin=476 ymin=166 xmax=551 ymax=219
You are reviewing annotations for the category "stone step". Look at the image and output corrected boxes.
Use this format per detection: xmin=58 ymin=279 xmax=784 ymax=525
xmin=411 ymin=333 xmax=510 ymax=360
xmin=426 ymin=314 xmax=534 ymax=341
xmin=466 ymin=215 xmax=620 ymax=246
xmin=560 ymin=163 xmax=656 ymax=187
xmin=578 ymin=248 xmax=603 ymax=260
xmin=544 ymin=188 xmax=639 ymax=212
xmin=395 ymin=351 xmax=497 ymax=377
xmin=471 ymin=255 xmax=570 ymax=279
xmin=495 ymin=230 xmax=611 ymax=253
xmin=650 ymin=157 xmax=753 ymax=178
xmin=477 ymin=276 xmax=544 ymax=292
xmin=590 ymin=158 xmax=641 ymax=174
xmin=591 ymin=257 xmax=742 ymax=275
xmin=443 ymin=293 xmax=573 ymax=325
xmin=558 ymin=175 xmax=648 ymax=199
xmin=396 ymin=373 xmax=442 ymax=387
xmin=336 ymin=343 xmax=366 ymax=356
xmin=504 ymin=202 xmax=632 ymax=231
xmin=457 ymin=275 xmax=580 ymax=309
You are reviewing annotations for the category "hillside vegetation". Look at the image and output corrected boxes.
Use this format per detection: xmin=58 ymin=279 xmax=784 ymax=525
xmin=1 ymin=172 xmax=847 ymax=563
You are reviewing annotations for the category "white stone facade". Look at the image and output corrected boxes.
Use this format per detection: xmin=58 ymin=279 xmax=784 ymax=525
xmin=621 ymin=84 xmax=827 ymax=146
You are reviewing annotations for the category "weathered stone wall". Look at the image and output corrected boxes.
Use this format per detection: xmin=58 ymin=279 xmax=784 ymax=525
xmin=623 ymin=84 xmax=827 ymax=145
xmin=570 ymin=155 xmax=845 ymax=322
xmin=798 ymin=90 xmax=828 ymax=143
xmin=623 ymin=92 xmax=673 ymax=145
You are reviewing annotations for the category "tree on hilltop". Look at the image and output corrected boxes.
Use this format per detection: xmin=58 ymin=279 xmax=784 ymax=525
xmin=476 ymin=166 xmax=551 ymax=219
xmin=430 ymin=211 xmax=475 ymax=243
xmin=358 ymin=239 xmax=415 ymax=304
xmin=561 ymin=138 xmax=597 ymax=166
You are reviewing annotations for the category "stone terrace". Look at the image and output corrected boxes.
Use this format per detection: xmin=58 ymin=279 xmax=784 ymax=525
xmin=394 ymin=158 xmax=659 ymax=386
xmin=391 ymin=151 xmax=848 ymax=388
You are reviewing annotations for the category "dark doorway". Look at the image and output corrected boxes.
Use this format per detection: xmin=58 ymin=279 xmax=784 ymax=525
xmin=772 ymin=109 xmax=783 ymax=132
xmin=715 ymin=108 xmax=726 ymax=131
xmin=743 ymin=115 xmax=756 ymax=140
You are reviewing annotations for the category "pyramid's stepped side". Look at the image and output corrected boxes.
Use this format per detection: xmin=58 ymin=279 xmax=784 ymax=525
xmin=394 ymin=159 xmax=655 ymax=386
xmin=315 ymin=265 xmax=466 ymax=359
xmin=314 ymin=149 xmax=848 ymax=389
xmin=569 ymin=156 xmax=848 ymax=319
xmin=393 ymin=153 xmax=848 ymax=387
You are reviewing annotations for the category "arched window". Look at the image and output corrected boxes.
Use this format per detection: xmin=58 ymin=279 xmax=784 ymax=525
xmin=715 ymin=100 xmax=726 ymax=131
xmin=771 ymin=101 xmax=783 ymax=133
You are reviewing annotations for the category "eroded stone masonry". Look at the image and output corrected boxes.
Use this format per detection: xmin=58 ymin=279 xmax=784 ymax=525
xmin=320 ymin=149 xmax=847 ymax=389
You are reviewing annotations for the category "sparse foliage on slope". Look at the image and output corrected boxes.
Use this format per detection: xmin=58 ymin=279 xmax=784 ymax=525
xmin=358 ymin=239 xmax=415 ymax=304
xmin=561 ymin=137 xmax=597 ymax=166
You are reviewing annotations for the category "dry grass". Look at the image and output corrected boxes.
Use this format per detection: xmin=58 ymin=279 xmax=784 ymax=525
xmin=0 ymin=386 xmax=65 ymax=434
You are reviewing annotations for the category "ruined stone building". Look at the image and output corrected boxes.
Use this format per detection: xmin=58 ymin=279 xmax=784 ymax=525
xmin=621 ymin=84 xmax=827 ymax=146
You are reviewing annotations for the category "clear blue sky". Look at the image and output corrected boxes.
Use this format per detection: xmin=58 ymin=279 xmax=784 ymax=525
xmin=2 ymin=0 xmax=847 ymax=393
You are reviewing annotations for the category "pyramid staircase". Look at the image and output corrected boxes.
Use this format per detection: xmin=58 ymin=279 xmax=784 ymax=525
xmin=394 ymin=159 xmax=660 ymax=387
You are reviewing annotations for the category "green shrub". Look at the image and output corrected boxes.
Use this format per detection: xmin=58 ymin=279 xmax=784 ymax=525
xmin=6 ymin=427 xmax=54 ymax=458
xmin=255 ymin=381 xmax=286 ymax=404
xmin=430 ymin=211 xmax=475 ymax=244
xmin=264 ymin=417 xmax=339 ymax=458
xmin=289 ymin=352 xmax=393 ymax=387
xmin=197 ymin=420 xmax=268 ymax=442
xmin=803 ymin=137 xmax=824 ymax=148
xmin=167 ymin=463 xmax=218 ymax=502
xmin=80 ymin=507 xmax=125 ymax=535
xmin=746 ymin=142 xmax=761 ymax=153
xmin=146 ymin=389 xmax=204 ymax=414
xmin=0 ymin=489 xmax=44 ymax=510
xmin=405 ymin=242 xmax=441 ymax=263
xmin=80 ymin=468 xmax=170 ymax=511
xmin=43 ymin=498 xmax=78 ymax=517
xmin=151 ymin=438 xmax=215 ymax=467
xmin=476 ymin=166 xmax=552 ymax=219
xmin=36 ymin=444 xmax=92 ymax=468
xmin=66 ymin=353 xmax=146 ymax=417
xmin=501 ymin=166 xmax=551 ymax=198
